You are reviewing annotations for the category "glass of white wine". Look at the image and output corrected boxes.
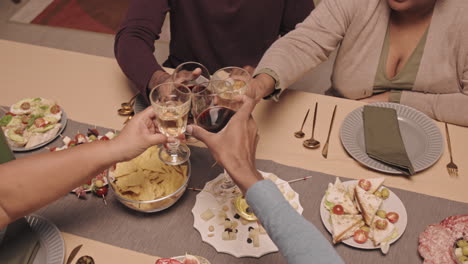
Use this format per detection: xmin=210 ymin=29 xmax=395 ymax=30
xmin=149 ymin=82 xmax=192 ymax=165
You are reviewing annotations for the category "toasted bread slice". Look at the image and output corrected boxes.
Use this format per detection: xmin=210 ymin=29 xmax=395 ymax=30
xmin=325 ymin=178 xmax=358 ymax=214
xmin=367 ymin=177 xmax=385 ymax=194
xmin=369 ymin=216 xmax=396 ymax=246
xmin=330 ymin=214 xmax=364 ymax=244
xmin=355 ymin=186 xmax=383 ymax=225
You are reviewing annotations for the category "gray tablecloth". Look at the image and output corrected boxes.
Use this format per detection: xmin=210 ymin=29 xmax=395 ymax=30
xmin=12 ymin=117 xmax=468 ymax=264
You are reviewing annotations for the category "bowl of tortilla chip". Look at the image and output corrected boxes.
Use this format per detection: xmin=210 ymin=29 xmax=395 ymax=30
xmin=107 ymin=146 xmax=190 ymax=213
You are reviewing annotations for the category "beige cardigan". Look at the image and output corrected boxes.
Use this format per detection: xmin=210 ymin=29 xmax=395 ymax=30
xmin=256 ymin=0 xmax=468 ymax=126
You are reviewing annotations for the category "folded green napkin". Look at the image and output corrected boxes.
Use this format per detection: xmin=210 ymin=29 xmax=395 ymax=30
xmin=0 ymin=217 xmax=41 ymax=264
xmin=363 ymin=105 xmax=415 ymax=175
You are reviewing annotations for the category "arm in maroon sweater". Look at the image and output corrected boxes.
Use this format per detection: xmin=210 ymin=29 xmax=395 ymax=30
xmin=114 ymin=0 xmax=170 ymax=95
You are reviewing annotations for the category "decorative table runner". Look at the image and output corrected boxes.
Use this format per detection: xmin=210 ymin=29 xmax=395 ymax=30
xmin=15 ymin=118 xmax=468 ymax=263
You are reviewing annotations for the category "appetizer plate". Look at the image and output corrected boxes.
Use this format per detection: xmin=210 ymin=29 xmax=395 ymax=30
xmin=192 ymin=171 xmax=303 ymax=258
xmin=25 ymin=215 xmax=65 ymax=264
xmin=11 ymin=111 xmax=68 ymax=152
xmin=340 ymin=102 xmax=443 ymax=174
xmin=320 ymin=180 xmax=408 ymax=249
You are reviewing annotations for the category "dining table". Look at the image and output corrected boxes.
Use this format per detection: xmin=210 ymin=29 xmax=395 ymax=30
xmin=1 ymin=39 xmax=467 ymax=264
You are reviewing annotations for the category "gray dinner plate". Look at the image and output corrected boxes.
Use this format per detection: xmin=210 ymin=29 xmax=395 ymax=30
xmin=25 ymin=215 xmax=65 ymax=264
xmin=340 ymin=102 xmax=444 ymax=174
xmin=11 ymin=111 xmax=68 ymax=152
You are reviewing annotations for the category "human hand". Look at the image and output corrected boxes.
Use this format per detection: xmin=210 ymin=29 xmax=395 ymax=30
xmin=250 ymin=73 xmax=276 ymax=101
xmin=187 ymin=96 xmax=263 ymax=193
xmin=243 ymin=65 xmax=255 ymax=75
xmin=148 ymin=70 xmax=171 ymax=90
xmin=359 ymin=92 xmax=390 ymax=103
xmin=110 ymin=107 xmax=171 ymax=162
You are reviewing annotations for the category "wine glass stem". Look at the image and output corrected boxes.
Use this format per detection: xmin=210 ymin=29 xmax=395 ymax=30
xmin=222 ymin=169 xmax=236 ymax=189
xmin=167 ymin=139 xmax=180 ymax=156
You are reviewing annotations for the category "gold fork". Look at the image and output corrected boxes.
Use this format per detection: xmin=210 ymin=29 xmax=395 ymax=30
xmin=445 ymin=123 xmax=458 ymax=177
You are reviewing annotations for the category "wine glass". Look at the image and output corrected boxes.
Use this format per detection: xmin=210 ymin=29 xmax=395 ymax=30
xmin=207 ymin=68 xmax=253 ymax=201
xmin=172 ymin=62 xmax=211 ymax=90
xmin=191 ymin=81 xmax=236 ymax=133
xmin=172 ymin=62 xmax=211 ymax=142
xmin=149 ymin=82 xmax=192 ymax=165
xmin=212 ymin=66 xmax=252 ymax=100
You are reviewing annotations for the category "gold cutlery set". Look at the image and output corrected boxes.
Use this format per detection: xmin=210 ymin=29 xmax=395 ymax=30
xmin=444 ymin=123 xmax=458 ymax=177
xmin=118 ymin=94 xmax=138 ymax=124
xmin=295 ymin=102 xmax=337 ymax=159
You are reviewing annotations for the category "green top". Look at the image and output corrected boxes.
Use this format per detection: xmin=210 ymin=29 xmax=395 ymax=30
xmin=373 ymin=26 xmax=429 ymax=103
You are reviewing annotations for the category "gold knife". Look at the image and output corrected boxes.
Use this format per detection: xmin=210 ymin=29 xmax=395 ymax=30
xmin=322 ymin=105 xmax=337 ymax=159
xmin=66 ymin=244 xmax=83 ymax=264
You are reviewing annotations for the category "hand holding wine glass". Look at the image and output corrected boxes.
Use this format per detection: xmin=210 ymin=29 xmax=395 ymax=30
xmin=149 ymin=82 xmax=192 ymax=165
xmin=187 ymin=95 xmax=263 ymax=194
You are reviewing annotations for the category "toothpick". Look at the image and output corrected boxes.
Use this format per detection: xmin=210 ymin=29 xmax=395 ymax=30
xmin=210 ymin=161 xmax=218 ymax=168
xmin=286 ymin=176 xmax=313 ymax=184
xmin=59 ymin=134 xmax=64 ymax=138
xmin=102 ymin=195 xmax=107 ymax=206
xmin=188 ymin=187 xmax=203 ymax=192
xmin=275 ymin=176 xmax=313 ymax=186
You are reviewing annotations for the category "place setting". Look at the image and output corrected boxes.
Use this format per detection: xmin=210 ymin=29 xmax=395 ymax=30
xmin=339 ymin=102 xmax=444 ymax=175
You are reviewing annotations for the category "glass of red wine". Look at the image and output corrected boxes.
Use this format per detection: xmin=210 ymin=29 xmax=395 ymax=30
xmin=194 ymin=71 xmax=253 ymax=201
xmin=172 ymin=62 xmax=211 ymax=90
xmin=192 ymin=81 xmax=237 ymax=134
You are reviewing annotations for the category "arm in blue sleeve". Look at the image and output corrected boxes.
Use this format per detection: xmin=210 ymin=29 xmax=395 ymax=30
xmin=246 ymin=180 xmax=344 ymax=264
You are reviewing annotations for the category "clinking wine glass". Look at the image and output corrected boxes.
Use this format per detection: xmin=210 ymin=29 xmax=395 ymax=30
xmin=172 ymin=62 xmax=211 ymax=143
xmin=201 ymin=68 xmax=254 ymax=210
xmin=149 ymin=82 xmax=192 ymax=165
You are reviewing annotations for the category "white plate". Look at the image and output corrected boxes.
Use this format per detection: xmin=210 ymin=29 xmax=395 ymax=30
xmin=319 ymin=180 xmax=408 ymax=249
xmin=25 ymin=215 xmax=65 ymax=264
xmin=340 ymin=103 xmax=443 ymax=174
xmin=171 ymin=255 xmax=211 ymax=264
xmin=11 ymin=111 xmax=68 ymax=152
xmin=192 ymin=171 xmax=303 ymax=258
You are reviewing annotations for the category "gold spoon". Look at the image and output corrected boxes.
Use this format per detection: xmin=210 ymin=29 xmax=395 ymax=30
xmin=118 ymin=108 xmax=134 ymax=116
xmin=121 ymin=94 xmax=138 ymax=109
xmin=294 ymin=108 xmax=310 ymax=138
xmin=303 ymin=102 xmax=320 ymax=149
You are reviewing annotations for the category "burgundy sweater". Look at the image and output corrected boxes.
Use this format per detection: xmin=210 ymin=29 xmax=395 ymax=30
xmin=114 ymin=0 xmax=314 ymax=95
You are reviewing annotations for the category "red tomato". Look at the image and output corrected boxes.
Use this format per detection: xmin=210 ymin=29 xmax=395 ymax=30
xmin=5 ymin=112 xmax=16 ymax=116
xmin=94 ymin=186 xmax=108 ymax=196
xmin=100 ymin=136 xmax=110 ymax=141
xmin=332 ymin=205 xmax=344 ymax=215
xmin=75 ymin=133 xmax=87 ymax=143
xmin=34 ymin=117 xmax=47 ymax=128
xmin=20 ymin=102 xmax=31 ymax=110
xmin=21 ymin=115 xmax=30 ymax=124
xmin=386 ymin=212 xmax=399 ymax=223
xmin=14 ymin=128 xmax=24 ymax=135
xmin=353 ymin=230 xmax=368 ymax=244
xmin=155 ymin=259 xmax=182 ymax=264
xmin=50 ymin=104 xmax=61 ymax=114
xmin=49 ymin=147 xmax=57 ymax=152
xmin=358 ymin=179 xmax=372 ymax=191
xmin=375 ymin=219 xmax=388 ymax=230
xmin=68 ymin=140 xmax=77 ymax=147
